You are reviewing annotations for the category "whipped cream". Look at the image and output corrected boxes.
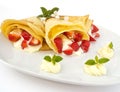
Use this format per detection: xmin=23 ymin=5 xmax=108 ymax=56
xmin=40 ymin=60 xmax=61 ymax=73
xmin=13 ymin=37 xmax=41 ymax=53
xmin=98 ymin=44 xmax=114 ymax=59
xmin=84 ymin=64 xmax=106 ymax=76
xmin=62 ymin=38 xmax=72 ymax=51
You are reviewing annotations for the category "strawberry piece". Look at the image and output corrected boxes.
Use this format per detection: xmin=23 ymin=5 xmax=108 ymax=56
xmin=8 ymin=33 xmax=21 ymax=42
xmin=21 ymin=40 xmax=28 ymax=49
xmin=21 ymin=30 xmax=31 ymax=41
xmin=89 ymin=35 xmax=96 ymax=41
xmin=63 ymin=32 xmax=74 ymax=39
xmin=69 ymin=42 xmax=80 ymax=51
xmin=94 ymin=33 xmax=100 ymax=38
xmin=29 ymin=37 xmax=40 ymax=46
xmin=54 ymin=37 xmax=63 ymax=53
xmin=63 ymin=49 xmax=73 ymax=55
xmin=73 ymin=32 xmax=82 ymax=42
xmin=91 ymin=24 xmax=99 ymax=33
xmin=81 ymin=40 xmax=90 ymax=52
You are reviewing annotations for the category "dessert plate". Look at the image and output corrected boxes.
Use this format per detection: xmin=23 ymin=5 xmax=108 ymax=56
xmin=0 ymin=27 xmax=120 ymax=86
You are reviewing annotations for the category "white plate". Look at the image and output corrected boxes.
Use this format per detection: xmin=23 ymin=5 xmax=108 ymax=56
xmin=0 ymin=27 xmax=120 ymax=86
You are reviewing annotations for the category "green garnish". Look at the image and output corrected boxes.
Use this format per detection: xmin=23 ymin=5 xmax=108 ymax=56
xmin=85 ymin=55 xmax=109 ymax=65
xmin=85 ymin=59 xmax=96 ymax=65
xmin=109 ymin=42 xmax=113 ymax=49
xmin=44 ymin=56 xmax=51 ymax=62
xmin=37 ymin=7 xmax=59 ymax=19
xmin=44 ymin=55 xmax=63 ymax=65
xmin=98 ymin=58 xmax=110 ymax=64
xmin=95 ymin=55 xmax=99 ymax=63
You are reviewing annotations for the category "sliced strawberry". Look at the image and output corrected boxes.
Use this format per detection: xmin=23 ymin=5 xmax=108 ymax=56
xmin=69 ymin=42 xmax=80 ymax=51
xmin=94 ymin=33 xmax=100 ymax=38
xmin=21 ymin=30 xmax=31 ymax=41
xmin=54 ymin=37 xmax=63 ymax=53
xmin=8 ymin=33 xmax=21 ymax=42
xmin=91 ymin=24 xmax=99 ymax=33
xmin=89 ymin=35 xmax=96 ymax=41
xmin=21 ymin=40 xmax=28 ymax=49
xmin=63 ymin=49 xmax=73 ymax=55
xmin=73 ymin=32 xmax=82 ymax=42
xmin=81 ymin=40 xmax=90 ymax=52
xmin=29 ymin=37 xmax=40 ymax=46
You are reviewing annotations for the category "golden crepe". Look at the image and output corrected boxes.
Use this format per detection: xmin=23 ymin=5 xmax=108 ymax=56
xmin=0 ymin=16 xmax=50 ymax=52
xmin=45 ymin=17 xmax=91 ymax=54
xmin=60 ymin=15 xmax=93 ymax=32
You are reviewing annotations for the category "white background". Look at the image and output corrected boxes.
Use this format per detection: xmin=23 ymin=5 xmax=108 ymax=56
xmin=0 ymin=0 xmax=120 ymax=92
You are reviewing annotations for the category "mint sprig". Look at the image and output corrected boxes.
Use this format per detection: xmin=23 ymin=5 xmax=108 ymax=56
xmin=44 ymin=55 xmax=63 ymax=65
xmin=85 ymin=56 xmax=109 ymax=65
xmin=37 ymin=7 xmax=59 ymax=19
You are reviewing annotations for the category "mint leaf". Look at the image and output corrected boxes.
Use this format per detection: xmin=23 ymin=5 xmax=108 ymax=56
xmin=52 ymin=55 xmax=56 ymax=61
xmin=98 ymin=58 xmax=109 ymax=64
xmin=85 ymin=59 xmax=96 ymax=65
xmin=109 ymin=42 xmax=113 ymax=49
xmin=51 ymin=55 xmax=63 ymax=65
xmin=47 ymin=7 xmax=59 ymax=17
xmin=54 ymin=56 xmax=63 ymax=62
xmin=95 ymin=55 xmax=99 ymax=63
xmin=52 ymin=60 xmax=56 ymax=65
xmin=51 ymin=55 xmax=57 ymax=65
xmin=44 ymin=56 xmax=51 ymax=62
xmin=51 ymin=7 xmax=59 ymax=14
xmin=51 ymin=7 xmax=59 ymax=12
xmin=40 ymin=7 xmax=48 ymax=17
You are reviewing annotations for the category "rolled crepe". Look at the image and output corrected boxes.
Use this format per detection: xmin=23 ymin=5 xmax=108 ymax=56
xmin=45 ymin=18 xmax=90 ymax=53
xmin=0 ymin=16 xmax=50 ymax=51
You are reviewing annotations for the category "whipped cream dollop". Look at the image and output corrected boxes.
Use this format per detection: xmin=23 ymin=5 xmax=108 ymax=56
xmin=40 ymin=60 xmax=61 ymax=73
xmin=84 ymin=64 xmax=106 ymax=76
xmin=98 ymin=43 xmax=114 ymax=59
